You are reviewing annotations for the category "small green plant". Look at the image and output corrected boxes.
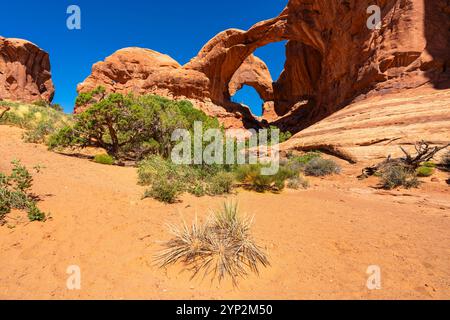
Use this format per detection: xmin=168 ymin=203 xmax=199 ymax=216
xmin=416 ymin=166 xmax=434 ymax=177
xmin=0 ymin=101 xmax=70 ymax=138
xmin=304 ymin=158 xmax=341 ymax=177
xmin=27 ymin=204 xmax=46 ymax=222
xmin=0 ymin=160 xmax=46 ymax=223
xmin=93 ymin=154 xmax=115 ymax=165
xmin=155 ymin=202 xmax=269 ymax=285
xmin=207 ymin=171 xmax=234 ymax=195
xmin=290 ymin=152 xmax=322 ymax=165
xmin=421 ymin=161 xmax=436 ymax=168
xmin=235 ymin=164 xmax=296 ymax=193
xmin=380 ymin=165 xmax=419 ymax=190
xmin=188 ymin=181 xmax=207 ymax=197
xmin=138 ymin=155 xmax=235 ymax=202
xmin=23 ymin=120 xmax=55 ymax=143
xmin=138 ymin=155 xmax=178 ymax=186
xmin=143 ymin=178 xmax=183 ymax=204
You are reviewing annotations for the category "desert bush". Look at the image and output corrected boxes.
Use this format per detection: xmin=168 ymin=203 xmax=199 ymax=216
xmin=138 ymin=155 xmax=183 ymax=185
xmin=188 ymin=181 xmax=207 ymax=197
xmin=27 ymin=204 xmax=46 ymax=222
xmin=139 ymin=155 xmax=235 ymax=202
xmin=0 ymin=101 xmax=69 ymax=129
xmin=290 ymin=152 xmax=322 ymax=166
xmin=23 ymin=120 xmax=55 ymax=144
xmin=140 ymin=155 xmax=187 ymax=203
xmin=0 ymin=160 xmax=46 ymax=223
xmin=155 ymin=202 xmax=269 ymax=285
xmin=421 ymin=161 xmax=436 ymax=168
xmin=287 ymin=175 xmax=310 ymax=190
xmin=93 ymin=154 xmax=115 ymax=165
xmin=416 ymin=166 xmax=434 ymax=177
xmin=380 ymin=165 xmax=419 ymax=190
xmin=144 ymin=178 xmax=183 ymax=204
xmin=50 ymin=88 xmax=221 ymax=160
xmin=304 ymin=158 xmax=341 ymax=177
xmin=46 ymin=125 xmax=79 ymax=150
xmin=207 ymin=171 xmax=234 ymax=195
xmin=235 ymin=163 xmax=296 ymax=193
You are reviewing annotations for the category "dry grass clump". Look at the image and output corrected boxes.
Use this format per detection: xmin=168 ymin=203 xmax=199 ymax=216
xmin=380 ymin=165 xmax=419 ymax=190
xmin=155 ymin=202 xmax=269 ymax=285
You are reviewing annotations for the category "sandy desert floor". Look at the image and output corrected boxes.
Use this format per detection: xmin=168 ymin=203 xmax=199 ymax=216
xmin=0 ymin=125 xmax=449 ymax=300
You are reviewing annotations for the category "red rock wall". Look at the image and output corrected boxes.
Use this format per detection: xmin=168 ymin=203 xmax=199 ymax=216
xmin=77 ymin=0 xmax=450 ymax=131
xmin=0 ymin=37 xmax=54 ymax=103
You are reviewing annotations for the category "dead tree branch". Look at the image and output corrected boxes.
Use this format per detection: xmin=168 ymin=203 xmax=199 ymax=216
xmin=359 ymin=141 xmax=450 ymax=179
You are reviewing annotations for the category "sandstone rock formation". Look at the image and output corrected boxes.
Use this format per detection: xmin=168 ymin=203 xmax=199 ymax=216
xmin=280 ymin=87 xmax=450 ymax=163
xmin=76 ymin=47 xmax=261 ymax=128
xmin=229 ymin=55 xmax=273 ymax=106
xmin=184 ymin=0 xmax=450 ymax=131
xmin=77 ymin=0 xmax=450 ymax=156
xmin=0 ymin=37 xmax=54 ymax=103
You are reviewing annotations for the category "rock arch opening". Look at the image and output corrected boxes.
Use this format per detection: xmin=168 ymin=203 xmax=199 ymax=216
xmin=231 ymin=85 xmax=265 ymax=116
xmin=228 ymin=41 xmax=288 ymax=119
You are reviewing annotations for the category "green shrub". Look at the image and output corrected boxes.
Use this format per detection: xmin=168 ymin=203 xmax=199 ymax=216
xmin=47 ymin=126 xmax=78 ymax=150
xmin=235 ymin=163 xmax=296 ymax=193
xmin=139 ymin=155 xmax=187 ymax=203
xmin=0 ymin=101 xmax=70 ymax=141
xmin=416 ymin=166 xmax=434 ymax=177
xmin=188 ymin=181 xmax=207 ymax=197
xmin=23 ymin=120 xmax=55 ymax=144
xmin=155 ymin=202 xmax=269 ymax=285
xmin=421 ymin=161 xmax=436 ymax=168
xmin=27 ymin=204 xmax=46 ymax=222
xmin=143 ymin=178 xmax=183 ymax=204
xmin=93 ymin=154 xmax=115 ymax=165
xmin=0 ymin=160 xmax=46 ymax=223
xmin=137 ymin=155 xmax=186 ymax=185
xmin=380 ymin=165 xmax=419 ymax=190
xmin=138 ymin=155 xmax=234 ymax=202
xmin=51 ymin=88 xmax=221 ymax=160
xmin=290 ymin=152 xmax=322 ymax=165
xmin=207 ymin=171 xmax=234 ymax=195
xmin=304 ymin=158 xmax=341 ymax=177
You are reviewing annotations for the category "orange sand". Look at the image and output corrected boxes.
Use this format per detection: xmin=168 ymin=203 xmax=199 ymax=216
xmin=0 ymin=125 xmax=449 ymax=299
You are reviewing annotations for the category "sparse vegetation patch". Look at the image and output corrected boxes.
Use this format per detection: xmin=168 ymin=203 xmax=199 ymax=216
xmin=155 ymin=202 xmax=269 ymax=285
xmin=0 ymin=160 xmax=46 ymax=224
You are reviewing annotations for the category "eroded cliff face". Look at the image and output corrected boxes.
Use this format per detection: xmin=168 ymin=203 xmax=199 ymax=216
xmin=77 ymin=0 xmax=449 ymax=130
xmin=76 ymin=0 xmax=450 ymax=152
xmin=0 ymin=37 xmax=54 ymax=104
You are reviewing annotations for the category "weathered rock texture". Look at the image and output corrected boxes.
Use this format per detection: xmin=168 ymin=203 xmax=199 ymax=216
xmin=0 ymin=37 xmax=54 ymax=103
xmin=280 ymin=87 xmax=450 ymax=162
xmin=77 ymin=0 xmax=450 ymax=152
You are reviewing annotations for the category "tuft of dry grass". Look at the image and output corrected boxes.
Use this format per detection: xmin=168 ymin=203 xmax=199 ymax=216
xmin=155 ymin=202 xmax=269 ymax=286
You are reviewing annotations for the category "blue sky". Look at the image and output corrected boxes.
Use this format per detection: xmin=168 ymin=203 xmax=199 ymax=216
xmin=1 ymin=0 xmax=287 ymax=115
